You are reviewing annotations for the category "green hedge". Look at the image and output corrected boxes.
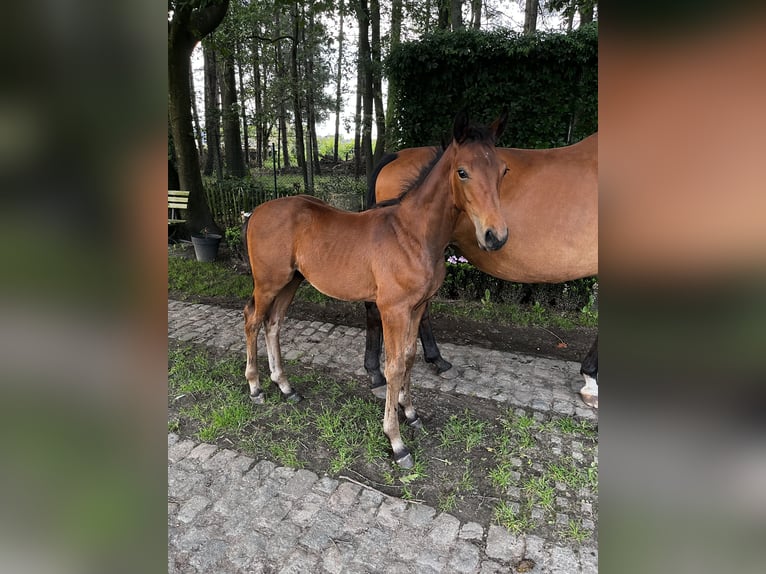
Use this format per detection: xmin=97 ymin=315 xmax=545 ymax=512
xmin=386 ymin=23 xmax=597 ymax=149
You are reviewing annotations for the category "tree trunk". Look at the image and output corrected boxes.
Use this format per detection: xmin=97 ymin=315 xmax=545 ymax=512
xmin=290 ymin=2 xmax=308 ymax=190
xmin=189 ymin=66 xmax=204 ymax=161
xmin=237 ymin=51 xmax=249 ymax=167
xmin=450 ymin=0 xmax=463 ymax=30
xmin=356 ymin=0 xmax=374 ymax=187
xmin=333 ymin=3 xmax=345 ymax=163
xmin=470 ymin=0 xmax=482 ymax=29
xmin=438 ymin=0 xmax=450 ymax=30
xmin=221 ymin=49 xmax=247 ymax=178
xmin=252 ymin=35 xmax=264 ymax=168
xmin=579 ymin=2 xmax=594 ymax=26
xmin=524 ymin=0 xmax=539 ymax=35
xmin=306 ymin=11 xmax=320 ymax=180
xmin=370 ymin=0 xmax=385 ymax=165
xmin=353 ymin=61 xmax=362 ymax=178
xmin=168 ymin=0 xmax=229 ymax=235
xmin=384 ymin=0 xmax=402 ymax=149
xmin=202 ymin=42 xmax=222 ymax=178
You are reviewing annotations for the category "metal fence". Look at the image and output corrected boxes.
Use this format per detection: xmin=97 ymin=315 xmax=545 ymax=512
xmin=203 ymin=149 xmax=366 ymax=231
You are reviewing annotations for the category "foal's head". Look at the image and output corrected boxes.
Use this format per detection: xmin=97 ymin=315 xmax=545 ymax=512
xmin=448 ymin=110 xmax=509 ymax=251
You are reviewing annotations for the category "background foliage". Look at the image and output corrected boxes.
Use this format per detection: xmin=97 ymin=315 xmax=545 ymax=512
xmin=386 ymin=23 xmax=598 ymax=149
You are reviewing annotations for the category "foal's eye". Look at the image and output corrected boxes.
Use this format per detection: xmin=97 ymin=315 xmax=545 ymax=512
xmin=457 ymin=168 xmax=468 ymax=180
xmin=503 ymin=166 xmax=509 ymax=176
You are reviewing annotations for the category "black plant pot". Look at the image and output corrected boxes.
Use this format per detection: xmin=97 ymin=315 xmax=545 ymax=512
xmin=190 ymin=233 xmax=222 ymax=262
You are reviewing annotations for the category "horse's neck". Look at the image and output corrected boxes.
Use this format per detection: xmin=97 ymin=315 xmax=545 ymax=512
xmin=397 ymin=152 xmax=457 ymax=252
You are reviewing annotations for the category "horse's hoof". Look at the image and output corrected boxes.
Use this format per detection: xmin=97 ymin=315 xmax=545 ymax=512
xmin=250 ymin=391 xmax=265 ymax=405
xmin=580 ymin=391 xmax=598 ymax=409
xmin=429 ymin=357 xmax=453 ymax=374
xmin=407 ymin=417 xmax=424 ymax=431
xmin=285 ymin=391 xmax=303 ymax=404
xmin=370 ymin=384 xmax=387 ymax=400
xmin=395 ymin=452 xmax=414 ymax=469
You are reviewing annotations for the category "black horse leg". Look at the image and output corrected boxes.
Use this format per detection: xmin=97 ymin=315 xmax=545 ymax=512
xmin=579 ymin=335 xmax=598 ymax=408
xmin=364 ymin=301 xmax=387 ymax=396
xmin=419 ymin=306 xmax=452 ymax=373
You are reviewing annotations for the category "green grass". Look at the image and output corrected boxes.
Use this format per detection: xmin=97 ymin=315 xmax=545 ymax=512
xmin=168 ymin=257 xmax=253 ymax=299
xmin=488 ymin=462 xmax=515 ymax=490
xmin=438 ymin=409 xmax=488 ymax=453
xmin=564 ymin=519 xmax=589 ymax=542
xmin=494 ymin=500 xmax=530 ymax=534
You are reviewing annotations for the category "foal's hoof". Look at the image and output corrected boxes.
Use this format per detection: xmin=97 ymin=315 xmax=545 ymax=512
xmin=285 ymin=391 xmax=304 ymax=404
xmin=580 ymin=391 xmax=598 ymax=409
xmin=394 ymin=451 xmax=415 ymax=469
xmin=428 ymin=357 xmax=453 ymax=374
xmin=407 ymin=416 xmax=424 ymax=431
xmin=370 ymin=384 xmax=387 ymax=400
xmin=250 ymin=391 xmax=265 ymax=405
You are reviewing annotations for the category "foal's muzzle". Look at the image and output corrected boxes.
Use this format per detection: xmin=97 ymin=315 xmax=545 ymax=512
xmin=483 ymin=228 xmax=508 ymax=251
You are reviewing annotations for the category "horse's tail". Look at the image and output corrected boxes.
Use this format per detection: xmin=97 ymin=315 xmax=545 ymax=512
xmin=365 ymin=152 xmax=400 ymax=210
xmin=240 ymin=210 xmax=252 ymax=260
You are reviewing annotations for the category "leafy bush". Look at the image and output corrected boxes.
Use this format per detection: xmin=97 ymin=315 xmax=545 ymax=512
xmin=386 ymin=23 xmax=597 ymax=149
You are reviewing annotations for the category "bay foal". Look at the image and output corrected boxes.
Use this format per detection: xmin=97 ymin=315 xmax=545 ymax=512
xmin=243 ymin=112 xmax=509 ymax=467
xmin=365 ymin=134 xmax=599 ymax=407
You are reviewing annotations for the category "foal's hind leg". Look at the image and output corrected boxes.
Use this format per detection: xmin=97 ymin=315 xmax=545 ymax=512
xmin=579 ymin=335 xmax=598 ymax=409
xmin=244 ymin=295 xmax=268 ymax=404
xmin=263 ymin=276 xmax=304 ymax=403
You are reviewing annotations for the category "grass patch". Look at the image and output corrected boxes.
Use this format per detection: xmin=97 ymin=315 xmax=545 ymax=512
xmin=494 ymin=500 xmax=530 ymax=534
xmin=168 ymin=257 xmax=252 ymax=299
xmin=438 ymin=409 xmax=488 ymax=453
xmin=168 ymin=343 xmax=598 ymax=541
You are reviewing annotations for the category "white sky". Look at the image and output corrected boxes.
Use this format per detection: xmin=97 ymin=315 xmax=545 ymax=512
xmin=190 ymin=1 xmax=579 ymax=139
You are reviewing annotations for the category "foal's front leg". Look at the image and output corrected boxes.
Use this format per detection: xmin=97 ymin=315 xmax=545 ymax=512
xmin=380 ymin=309 xmax=421 ymax=468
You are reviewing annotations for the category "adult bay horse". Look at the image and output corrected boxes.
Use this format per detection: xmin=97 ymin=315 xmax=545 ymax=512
xmin=365 ymin=134 xmax=599 ymax=408
xmin=242 ymin=111 xmax=509 ymax=468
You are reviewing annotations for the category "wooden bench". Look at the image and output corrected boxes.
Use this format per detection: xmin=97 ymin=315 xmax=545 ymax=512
xmin=168 ymin=190 xmax=190 ymax=225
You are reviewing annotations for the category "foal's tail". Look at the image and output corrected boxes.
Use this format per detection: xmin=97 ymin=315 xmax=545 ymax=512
xmin=240 ymin=210 xmax=252 ymax=261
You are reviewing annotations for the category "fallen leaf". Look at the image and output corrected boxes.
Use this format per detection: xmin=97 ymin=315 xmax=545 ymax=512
xmin=556 ymin=342 xmax=568 ymax=349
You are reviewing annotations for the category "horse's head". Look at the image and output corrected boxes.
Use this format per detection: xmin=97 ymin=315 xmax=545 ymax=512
xmin=448 ymin=110 xmax=509 ymax=251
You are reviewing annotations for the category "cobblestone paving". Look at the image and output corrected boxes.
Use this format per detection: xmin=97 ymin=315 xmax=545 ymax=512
xmin=168 ymin=300 xmax=598 ymax=573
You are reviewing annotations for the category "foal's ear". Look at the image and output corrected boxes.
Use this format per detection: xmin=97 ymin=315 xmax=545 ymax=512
xmin=490 ymin=109 xmax=509 ymax=142
xmin=453 ymin=109 xmax=469 ymax=142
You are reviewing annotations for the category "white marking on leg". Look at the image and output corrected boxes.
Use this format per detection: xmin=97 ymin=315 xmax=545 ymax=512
xmin=580 ymin=374 xmax=598 ymax=408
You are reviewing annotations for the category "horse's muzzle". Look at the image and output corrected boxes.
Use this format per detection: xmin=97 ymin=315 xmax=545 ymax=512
xmin=483 ymin=228 xmax=508 ymax=251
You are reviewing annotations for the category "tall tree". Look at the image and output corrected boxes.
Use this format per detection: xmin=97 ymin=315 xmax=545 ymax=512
xmin=221 ymin=48 xmax=247 ymax=177
xmin=470 ymin=0 xmax=482 ymax=29
xmin=370 ymin=0 xmax=386 ymax=165
xmin=290 ymin=1 xmax=308 ymax=188
xmin=384 ymin=0 xmax=402 ymax=147
xmin=450 ymin=0 xmax=464 ymax=29
xmin=168 ymin=0 xmax=229 ymax=234
xmin=438 ymin=0 xmax=450 ymax=29
xmin=355 ymin=0 xmax=374 ymax=185
xmin=333 ymin=1 xmax=346 ymax=163
xmin=189 ymin=68 xmax=204 ymax=159
xmin=524 ymin=0 xmax=539 ymax=34
xmin=236 ymin=51 xmax=249 ymax=166
xmin=202 ymin=42 xmax=223 ymax=178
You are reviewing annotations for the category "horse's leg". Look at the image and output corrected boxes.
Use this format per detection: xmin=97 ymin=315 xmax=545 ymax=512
xmin=244 ymin=293 xmax=268 ymax=404
xmin=419 ymin=303 xmax=452 ymax=374
xmin=380 ymin=306 xmax=419 ymax=468
xmin=579 ymin=335 xmax=598 ymax=409
xmin=399 ymin=306 xmax=427 ymax=431
xmin=263 ymin=276 xmax=304 ymax=403
xmin=364 ymin=301 xmax=387 ymax=398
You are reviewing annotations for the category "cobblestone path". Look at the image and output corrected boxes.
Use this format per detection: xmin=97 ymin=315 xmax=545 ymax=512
xmin=168 ymin=300 xmax=598 ymax=573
